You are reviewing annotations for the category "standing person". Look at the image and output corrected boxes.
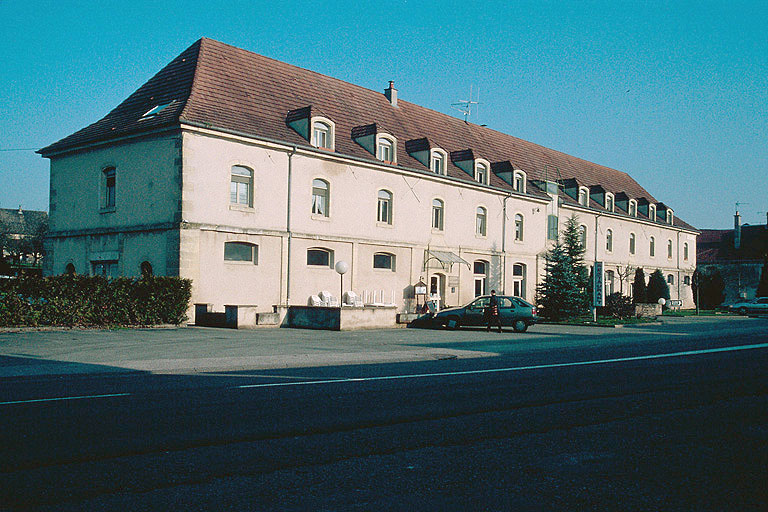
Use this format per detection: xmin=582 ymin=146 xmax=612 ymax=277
xmin=486 ymin=290 xmax=502 ymax=333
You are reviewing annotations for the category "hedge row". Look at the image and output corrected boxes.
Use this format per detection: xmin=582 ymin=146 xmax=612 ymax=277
xmin=0 ymin=275 xmax=192 ymax=327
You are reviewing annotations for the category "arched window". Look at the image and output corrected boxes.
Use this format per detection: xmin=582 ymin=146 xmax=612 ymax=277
xmin=684 ymin=243 xmax=689 ymax=261
xmin=629 ymin=200 xmax=637 ymax=217
xmin=475 ymin=161 xmax=489 ymax=185
xmin=512 ymin=263 xmax=526 ymax=298
xmin=140 ymin=261 xmax=153 ymax=277
xmin=65 ymin=263 xmax=76 ymax=275
xmin=311 ymin=120 xmax=332 ymax=149
xmin=578 ymin=187 xmax=589 ymax=206
xmin=649 ymin=204 xmax=657 ymax=221
xmin=667 ymin=274 xmax=675 ymax=284
xmin=513 ymin=171 xmax=526 ymax=193
xmin=224 ymin=242 xmax=258 ymax=264
xmin=377 ymin=189 xmax=393 ymax=224
xmin=667 ymin=239 xmax=673 ymax=259
xmin=579 ymin=225 xmax=587 ymax=249
xmin=684 ymin=275 xmax=691 ymax=285
xmin=606 ymin=229 xmax=613 ymax=252
xmin=230 ymin=165 xmax=253 ymax=207
xmin=430 ymin=150 xmax=446 ymax=175
xmin=377 ymin=135 xmax=395 ymax=163
xmin=629 ymin=233 xmax=636 ymax=255
xmin=102 ymin=167 xmax=116 ymax=208
xmin=307 ymin=247 xmax=333 ymax=267
xmin=650 ymin=236 xmax=656 ymax=257
xmin=666 ymin=210 xmax=674 ymax=224
xmin=605 ymin=270 xmax=615 ymax=295
xmin=373 ymin=252 xmax=395 ymax=270
xmin=311 ymin=179 xmax=330 ymax=217
xmin=515 ymin=214 xmax=524 ymax=241
xmin=474 ymin=260 xmax=488 ymax=297
xmin=432 ymin=199 xmax=444 ymax=230
xmin=476 ymin=207 xmax=487 ymax=236
xmin=605 ymin=193 xmax=614 ymax=212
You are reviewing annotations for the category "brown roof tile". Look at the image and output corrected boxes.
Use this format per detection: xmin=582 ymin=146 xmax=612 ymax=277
xmin=40 ymin=37 xmax=696 ymax=231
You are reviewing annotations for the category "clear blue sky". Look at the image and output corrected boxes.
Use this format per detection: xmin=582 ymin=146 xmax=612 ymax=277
xmin=1 ymin=0 xmax=766 ymax=229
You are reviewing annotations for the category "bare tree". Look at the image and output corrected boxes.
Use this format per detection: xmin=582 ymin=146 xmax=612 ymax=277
xmin=616 ymin=263 xmax=635 ymax=296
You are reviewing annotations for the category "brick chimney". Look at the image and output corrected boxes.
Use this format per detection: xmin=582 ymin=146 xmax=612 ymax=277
xmin=734 ymin=210 xmax=742 ymax=249
xmin=384 ymin=81 xmax=397 ymax=107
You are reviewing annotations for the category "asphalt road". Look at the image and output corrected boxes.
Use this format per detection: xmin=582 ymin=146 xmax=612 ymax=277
xmin=2 ymin=318 xmax=768 ymax=511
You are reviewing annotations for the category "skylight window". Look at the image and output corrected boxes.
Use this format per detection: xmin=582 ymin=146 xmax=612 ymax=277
xmin=141 ymin=102 xmax=172 ymax=119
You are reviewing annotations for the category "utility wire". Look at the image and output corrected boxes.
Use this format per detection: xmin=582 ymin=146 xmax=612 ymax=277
xmin=0 ymin=148 xmax=39 ymax=152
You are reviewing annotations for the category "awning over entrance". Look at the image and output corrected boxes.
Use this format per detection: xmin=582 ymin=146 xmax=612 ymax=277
xmin=423 ymin=249 xmax=471 ymax=272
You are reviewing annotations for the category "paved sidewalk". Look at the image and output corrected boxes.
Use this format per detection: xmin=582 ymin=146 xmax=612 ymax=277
xmin=0 ymin=316 xmax=751 ymax=378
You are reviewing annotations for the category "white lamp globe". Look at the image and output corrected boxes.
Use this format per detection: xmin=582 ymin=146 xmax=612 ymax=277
xmin=335 ymin=261 xmax=349 ymax=275
xmin=657 ymin=298 xmax=666 ymax=306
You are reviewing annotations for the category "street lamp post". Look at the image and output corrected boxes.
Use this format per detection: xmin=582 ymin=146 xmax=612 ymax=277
xmin=335 ymin=261 xmax=349 ymax=305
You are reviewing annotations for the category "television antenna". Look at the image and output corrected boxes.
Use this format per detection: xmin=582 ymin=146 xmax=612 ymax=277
xmin=735 ymin=201 xmax=749 ymax=213
xmin=451 ymin=85 xmax=481 ymax=123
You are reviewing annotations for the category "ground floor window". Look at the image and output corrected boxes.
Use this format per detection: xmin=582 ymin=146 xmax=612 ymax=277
xmin=307 ymin=248 xmax=333 ymax=267
xmin=474 ymin=260 xmax=488 ymax=297
xmin=224 ymin=242 xmax=258 ymax=264
xmin=92 ymin=261 xmax=118 ymax=278
xmin=512 ymin=263 xmax=526 ymax=298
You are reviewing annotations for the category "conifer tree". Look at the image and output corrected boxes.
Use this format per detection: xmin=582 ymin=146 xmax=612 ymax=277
xmin=647 ymin=269 xmax=671 ymax=303
xmin=536 ymin=215 xmax=589 ymax=320
xmin=632 ymin=268 xmax=647 ymax=304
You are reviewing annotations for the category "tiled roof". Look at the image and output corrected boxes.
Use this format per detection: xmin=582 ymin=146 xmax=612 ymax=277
xmin=39 ymin=37 xmax=696 ymax=231
xmin=0 ymin=208 xmax=48 ymax=237
xmin=697 ymin=225 xmax=768 ymax=263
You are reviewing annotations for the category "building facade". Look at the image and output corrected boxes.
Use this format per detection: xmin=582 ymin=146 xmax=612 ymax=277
xmin=697 ymin=211 xmax=768 ymax=304
xmin=39 ymin=38 xmax=698 ymax=317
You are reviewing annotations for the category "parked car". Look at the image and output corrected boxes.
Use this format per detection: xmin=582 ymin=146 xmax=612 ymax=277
xmin=728 ymin=297 xmax=768 ymax=316
xmin=433 ymin=295 xmax=538 ymax=332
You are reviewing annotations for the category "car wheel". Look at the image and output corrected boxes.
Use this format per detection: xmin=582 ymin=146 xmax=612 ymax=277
xmin=738 ymin=307 xmax=747 ymax=316
xmin=512 ymin=320 xmax=528 ymax=333
xmin=445 ymin=316 xmax=461 ymax=330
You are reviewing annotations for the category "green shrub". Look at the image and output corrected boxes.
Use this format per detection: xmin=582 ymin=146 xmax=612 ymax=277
xmin=599 ymin=292 xmax=634 ymax=319
xmin=0 ymin=275 xmax=192 ymax=327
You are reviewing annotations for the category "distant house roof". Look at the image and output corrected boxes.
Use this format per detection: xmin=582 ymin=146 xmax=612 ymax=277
xmin=698 ymin=225 xmax=768 ymax=263
xmin=0 ymin=208 xmax=48 ymax=237
xmin=39 ymin=37 xmax=696 ymax=231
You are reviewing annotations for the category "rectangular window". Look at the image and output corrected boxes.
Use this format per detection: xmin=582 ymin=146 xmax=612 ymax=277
xmin=377 ymin=191 xmax=392 ymax=224
xmin=432 ymin=200 xmax=444 ymax=230
xmin=307 ymin=248 xmax=332 ymax=267
xmin=224 ymin=242 xmax=257 ymax=263
xmin=431 ymin=154 xmax=444 ymax=174
xmin=373 ymin=253 xmax=394 ymax=270
xmin=547 ymin=215 xmax=559 ymax=240
xmin=92 ymin=261 xmax=118 ymax=278
xmin=230 ymin=166 xmax=253 ymax=207
xmin=103 ymin=168 xmax=116 ymax=208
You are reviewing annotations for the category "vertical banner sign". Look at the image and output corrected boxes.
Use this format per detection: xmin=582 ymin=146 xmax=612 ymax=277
xmin=593 ymin=261 xmax=604 ymax=307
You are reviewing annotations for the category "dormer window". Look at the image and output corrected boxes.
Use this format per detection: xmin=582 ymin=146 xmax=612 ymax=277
xmin=311 ymin=118 xmax=335 ymax=150
xmin=377 ymin=135 xmax=396 ymax=163
xmin=628 ymin=200 xmax=637 ymax=217
xmin=578 ymin=187 xmax=589 ymax=206
xmin=474 ymin=160 xmax=490 ymax=185
xmin=513 ymin=171 xmax=527 ymax=193
xmin=140 ymin=102 xmax=172 ymax=119
xmin=431 ymin=149 xmax=447 ymax=175
xmin=605 ymin=193 xmax=614 ymax=212
xmin=649 ymin=204 xmax=657 ymax=221
xmin=666 ymin=209 xmax=674 ymax=224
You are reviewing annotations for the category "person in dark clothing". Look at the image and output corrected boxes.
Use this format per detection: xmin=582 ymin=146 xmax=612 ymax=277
xmin=486 ymin=290 xmax=502 ymax=333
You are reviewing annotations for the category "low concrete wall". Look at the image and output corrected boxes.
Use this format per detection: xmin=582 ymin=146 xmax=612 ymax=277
xmin=339 ymin=306 xmax=398 ymax=330
xmin=635 ymin=303 xmax=662 ymax=318
xmin=225 ymin=305 xmax=259 ymax=329
xmin=284 ymin=306 xmax=398 ymax=330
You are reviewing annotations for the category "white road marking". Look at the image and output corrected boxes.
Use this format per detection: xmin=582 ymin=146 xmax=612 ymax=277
xmin=236 ymin=342 xmax=768 ymax=389
xmin=0 ymin=393 xmax=130 ymax=406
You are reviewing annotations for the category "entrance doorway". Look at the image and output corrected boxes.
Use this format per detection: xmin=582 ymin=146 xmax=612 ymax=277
xmin=430 ymin=273 xmax=446 ymax=309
